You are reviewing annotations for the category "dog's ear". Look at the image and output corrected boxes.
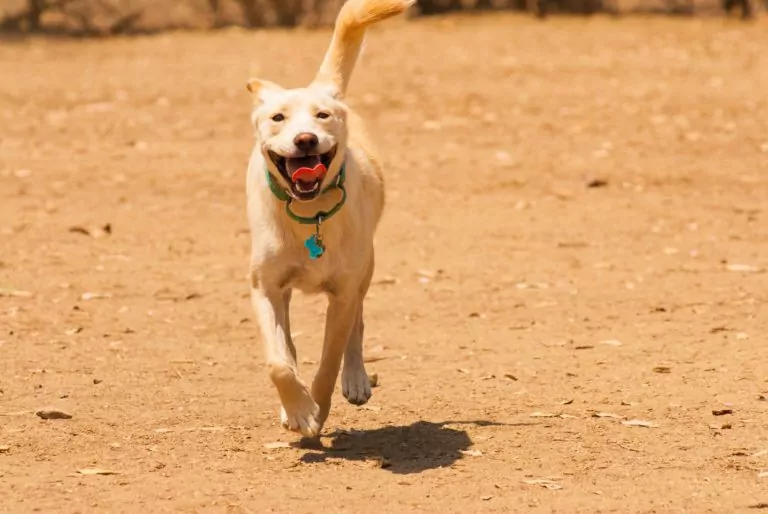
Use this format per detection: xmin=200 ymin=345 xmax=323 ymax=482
xmin=246 ymin=78 xmax=284 ymax=104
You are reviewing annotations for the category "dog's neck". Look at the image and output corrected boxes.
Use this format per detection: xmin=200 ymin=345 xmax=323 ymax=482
xmin=264 ymin=162 xmax=347 ymax=226
xmin=262 ymin=161 xmax=348 ymax=260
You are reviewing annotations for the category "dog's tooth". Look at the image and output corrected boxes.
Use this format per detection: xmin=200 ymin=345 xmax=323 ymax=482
xmin=296 ymin=181 xmax=316 ymax=194
xmin=294 ymin=180 xmax=321 ymax=194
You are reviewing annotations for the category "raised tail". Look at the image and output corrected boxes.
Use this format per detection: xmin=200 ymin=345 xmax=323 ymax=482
xmin=312 ymin=0 xmax=414 ymax=97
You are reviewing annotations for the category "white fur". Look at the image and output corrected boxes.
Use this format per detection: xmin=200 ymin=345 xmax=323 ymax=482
xmin=245 ymin=0 xmax=413 ymax=438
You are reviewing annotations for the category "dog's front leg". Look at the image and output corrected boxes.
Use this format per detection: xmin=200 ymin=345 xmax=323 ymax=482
xmin=251 ymin=286 xmax=321 ymax=438
xmin=311 ymin=293 xmax=361 ymax=429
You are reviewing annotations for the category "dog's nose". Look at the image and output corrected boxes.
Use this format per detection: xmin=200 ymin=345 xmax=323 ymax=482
xmin=293 ymin=132 xmax=319 ymax=152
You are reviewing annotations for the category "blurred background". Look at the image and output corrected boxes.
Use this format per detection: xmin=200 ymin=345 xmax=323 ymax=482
xmin=0 ymin=0 xmax=763 ymax=36
xmin=1 ymin=0 xmax=767 ymax=511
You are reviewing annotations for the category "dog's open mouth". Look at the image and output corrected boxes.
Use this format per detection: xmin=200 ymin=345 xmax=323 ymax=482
xmin=268 ymin=146 xmax=337 ymax=201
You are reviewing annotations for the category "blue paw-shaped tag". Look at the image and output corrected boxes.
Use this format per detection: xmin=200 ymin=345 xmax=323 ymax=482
xmin=304 ymin=234 xmax=325 ymax=260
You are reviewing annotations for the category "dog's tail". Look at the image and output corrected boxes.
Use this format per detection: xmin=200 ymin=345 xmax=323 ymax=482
xmin=312 ymin=0 xmax=413 ymax=97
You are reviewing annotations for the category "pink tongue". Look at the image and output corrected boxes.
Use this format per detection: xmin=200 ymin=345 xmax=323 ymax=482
xmin=291 ymin=163 xmax=327 ymax=183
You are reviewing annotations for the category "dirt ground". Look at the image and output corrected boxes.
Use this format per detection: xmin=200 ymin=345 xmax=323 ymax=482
xmin=2 ymin=12 xmax=768 ymax=514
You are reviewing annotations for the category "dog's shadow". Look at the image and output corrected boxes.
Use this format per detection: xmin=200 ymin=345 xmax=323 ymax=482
xmin=297 ymin=420 xmax=517 ymax=474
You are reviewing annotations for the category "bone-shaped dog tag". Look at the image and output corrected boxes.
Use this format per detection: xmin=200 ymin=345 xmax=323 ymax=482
xmin=304 ymin=233 xmax=325 ymax=260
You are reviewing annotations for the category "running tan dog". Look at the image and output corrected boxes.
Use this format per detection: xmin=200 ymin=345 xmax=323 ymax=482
xmin=245 ymin=0 xmax=413 ymax=438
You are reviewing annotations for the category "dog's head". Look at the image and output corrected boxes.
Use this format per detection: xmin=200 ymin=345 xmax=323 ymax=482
xmin=248 ymin=79 xmax=347 ymax=202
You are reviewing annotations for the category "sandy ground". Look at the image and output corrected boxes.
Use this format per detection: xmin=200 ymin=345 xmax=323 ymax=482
xmin=1 ymin=13 xmax=768 ymax=514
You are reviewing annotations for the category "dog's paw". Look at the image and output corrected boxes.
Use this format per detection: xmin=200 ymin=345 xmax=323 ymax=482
xmin=280 ymin=391 xmax=322 ymax=438
xmin=342 ymin=366 xmax=372 ymax=406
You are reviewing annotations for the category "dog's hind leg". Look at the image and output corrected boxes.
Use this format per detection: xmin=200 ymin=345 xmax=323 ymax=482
xmin=342 ymin=255 xmax=374 ymax=406
xmin=251 ymin=285 xmax=321 ymax=438
xmin=341 ymin=306 xmax=371 ymax=405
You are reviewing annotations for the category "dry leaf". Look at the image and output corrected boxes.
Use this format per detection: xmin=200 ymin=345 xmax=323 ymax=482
xmin=586 ymin=178 xmax=608 ymax=188
xmin=0 ymin=445 xmax=10 ymax=453
xmin=652 ymin=366 xmax=671 ymax=374
xmin=368 ymin=373 xmax=379 ymax=388
xmin=264 ymin=441 xmax=291 ymax=450
xmin=0 ymin=288 xmax=33 ymax=298
xmin=481 ymin=495 xmax=493 ymax=501
xmin=35 ymin=410 xmax=72 ymax=420
xmin=503 ymin=373 xmax=518 ymax=381
xmin=561 ymin=399 xmax=574 ymax=405
xmin=369 ymin=456 xmax=391 ymax=469
xmin=77 ymin=468 xmax=120 ymax=476
xmin=522 ymin=478 xmax=563 ymax=490
xmin=373 ymin=277 xmax=398 ymax=285
xmin=725 ymin=263 xmax=763 ymax=273
xmin=81 ymin=292 xmax=112 ymax=301
xmin=68 ymin=224 xmax=112 ymax=239
xmin=712 ymin=409 xmax=733 ymax=416
xmin=592 ymin=412 xmax=622 ymax=419
xmin=329 ymin=438 xmax=353 ymax=451
xmin=456 ymin=368 xmax=469 ymax=374
xmin=69 ymin=226 xmax=91 ymax=236
xmin=622 ymin=419 xmax=658 ymax=428
xmin=460 ymin=449 xmax=483 ymax=457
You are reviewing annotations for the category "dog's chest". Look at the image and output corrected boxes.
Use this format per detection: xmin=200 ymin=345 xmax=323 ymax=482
xmin=281 ymin=259 xmax=340 ymax=295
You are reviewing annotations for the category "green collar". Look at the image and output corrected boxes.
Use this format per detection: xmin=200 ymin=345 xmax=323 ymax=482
xmin=265 ymin=163 xmax=347 ymax=225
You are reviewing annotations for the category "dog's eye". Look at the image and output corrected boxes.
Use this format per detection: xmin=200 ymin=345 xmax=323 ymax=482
xmin=316 ymin=112 xmax=331 ymax=120
xmin=271 ymin=113 xmax=285 ymax=122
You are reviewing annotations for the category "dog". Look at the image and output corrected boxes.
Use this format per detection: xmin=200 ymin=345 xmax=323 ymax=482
xmin=245 ymin=0 xmax=414 ymax=438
